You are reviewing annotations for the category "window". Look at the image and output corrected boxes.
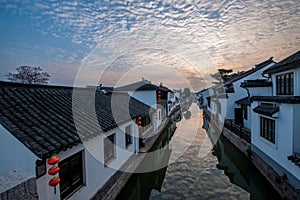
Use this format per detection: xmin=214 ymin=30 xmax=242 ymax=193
xmin=260 ymin=117 xmax=275 ymax=144
xmin=276 ymin=72 xmax=294 ymax=95
xmin=125 ymin=125 xmax=132 ymax=148
xmin=104 ymin=134 xmax=116 ymax=165
xmin=59 ymin=151 xmax=84 ymax=200
xmin=207 ymin=97 xmax=211 ymax=108
xmin=242 ymin=105 xmax=248 ymax=120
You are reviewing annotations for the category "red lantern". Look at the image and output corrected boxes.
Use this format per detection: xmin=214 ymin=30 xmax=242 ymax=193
xmin=137 ymin=116 xmax=142 ymax=128
xmin=157 ymin=90 xmax=161 ymax=101
xmin=48 ymin=155 xmax=60 ymax=165
xmin=49 ymin=177 xmax=61 ymax=187
xmin=48 ymin=166 xmax=60 ymax=175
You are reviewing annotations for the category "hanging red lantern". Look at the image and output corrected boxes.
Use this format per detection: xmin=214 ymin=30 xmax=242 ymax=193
xmin=48 ymin=166 xmax=60 ymax=175
xmin=137 ymin=116 xmax=142 ymax=128
xmin=48 ymin=155 xmax=60 ymax=165
xmin=49 ymin=176 xmax=61 ymax=187
xmin=157 ymin=90 xmax=161 ymax=101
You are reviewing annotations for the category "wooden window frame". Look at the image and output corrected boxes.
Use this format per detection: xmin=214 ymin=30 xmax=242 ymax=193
xmin=260 ymin=117 xmax=275 ymax=144
xmin=59 ymin=151 xmax=84 ymax=200
xmin=104 ymin=134 xmax=116 ymax=165
xmin=276 ymin=72 xmax=294 ymax=95
xmin=125 ymin=125 xmax=132 ymax=148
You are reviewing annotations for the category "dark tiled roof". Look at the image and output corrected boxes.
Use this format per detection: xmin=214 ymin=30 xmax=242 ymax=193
xmin=235 ymin=97 xmax=251 ymax=105
xmin=158 ymin=85 xmax=172 ymax=92
xmin=221 ymin=57 xmax=275 ymax=87
xmin=0 ymin=81 xmax=153 ymax=159
xmin=115 ymin=80 xmax=158 ymax=91
xmin=253 ymin=105 xmax=279 ymax=117
xmin=240 ymin=79 xmax=272 ymax=88
xmin=264 ymin=51 xmax=300 ymax=74
xmin=251 ymin=96 xmax=300 ymax=104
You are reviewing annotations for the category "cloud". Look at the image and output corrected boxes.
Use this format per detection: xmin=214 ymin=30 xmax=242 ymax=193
xmin=1 ymin=0 xmax=300 ymax=88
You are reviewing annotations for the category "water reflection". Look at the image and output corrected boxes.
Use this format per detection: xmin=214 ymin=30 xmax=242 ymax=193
xmin=183 ymin=111 xmax=191 ymax=120
xmin=117 ymin=105 xmax=281 ymax=199
xmin=117 ymin=117 xmax=176 ymax=200
xmin=204 ymin=115 xmax=282 ymax=200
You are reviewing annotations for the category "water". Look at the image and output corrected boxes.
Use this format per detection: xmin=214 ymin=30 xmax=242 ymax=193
xmin=117 ymin=104 xmax=281 ymax=200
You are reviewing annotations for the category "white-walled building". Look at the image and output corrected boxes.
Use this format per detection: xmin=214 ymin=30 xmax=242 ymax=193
xmin=166 ymin=89 xmax=180 ymax=116
xmin=115 ymin=79 xmax=171 ymax=131
xmin=216 ymin=57 xmax=276 ymax=124
xmin=250 ymin=51 xmax=300 ymax=189
xmin=237 ymin=79 xmax=273 ymax=129
xmin=0 ymin=81 xmax=154 ymax=199
xmin=197 ymin=88 xmax=209 ymax=109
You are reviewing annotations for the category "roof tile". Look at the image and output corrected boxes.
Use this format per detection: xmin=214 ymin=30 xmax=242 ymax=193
xmin=0 ymin=81 xmax=153 ymax=159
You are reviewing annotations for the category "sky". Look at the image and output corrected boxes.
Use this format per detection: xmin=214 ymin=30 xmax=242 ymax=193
xmin=0 ymin=0 xmax=299 ymax=91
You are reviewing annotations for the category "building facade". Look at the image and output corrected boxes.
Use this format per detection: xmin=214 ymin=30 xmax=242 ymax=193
xmin=250 ymin=51 xmax=300 ymax=189
xmin=0 ymin=81 xmax=154 ymax=199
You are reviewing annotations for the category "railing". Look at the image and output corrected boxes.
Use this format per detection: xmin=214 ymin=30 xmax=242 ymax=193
xmin=287 ymin=153 xmax=300 ymax=167
xmin=224 ymin=119 xmax=251 ymax=143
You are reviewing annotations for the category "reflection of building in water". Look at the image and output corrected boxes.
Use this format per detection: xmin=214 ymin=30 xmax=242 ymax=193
xmin=117 ymin=118 xmax=178 ymax=200
xmin=202 ymin=115 xmax=281 ymax=200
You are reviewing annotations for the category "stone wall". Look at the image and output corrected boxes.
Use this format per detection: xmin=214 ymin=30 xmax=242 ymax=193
xmin=222 ymin=127 xmax=251 ymax=156
xmin=0 ymin=178 xmax=38 ymax=200
xmin=251 ymin=152 xmax=300 ymax=200
xmin=221 ymin=126 xmax=300 ymax=200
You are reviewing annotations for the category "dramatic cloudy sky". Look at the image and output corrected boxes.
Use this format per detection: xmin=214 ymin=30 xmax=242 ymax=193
xmin=0 ymin=0 xmax=299 ymax=91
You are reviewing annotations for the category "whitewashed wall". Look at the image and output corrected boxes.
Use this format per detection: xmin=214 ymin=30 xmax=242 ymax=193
xmin=225 ymin=62 xmax=275 ymax=120
xmin=0 ymin=125 xmax=38 ymax=176
xmin=293 ymin=105 xmax=300 ymax=153
xmin=251 ymin=102 xmax=300 ymax=182
xmin=247 ymin=86 xmax=272 ymax=97
xmin=36 ymin=120 xmax=139 ymax=200
xmin=243 ymin=86 xmax=272 ymax=129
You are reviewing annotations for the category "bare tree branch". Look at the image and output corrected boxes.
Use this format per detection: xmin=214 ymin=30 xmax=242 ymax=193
xmin=5 ymin=66 xmax=50 ymax=84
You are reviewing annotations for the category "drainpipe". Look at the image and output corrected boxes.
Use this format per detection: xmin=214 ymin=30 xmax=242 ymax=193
xmin=262 ymin=72 xmax=274 ymax=97
xmin=245 ymin=87 xmax=250 ymax=99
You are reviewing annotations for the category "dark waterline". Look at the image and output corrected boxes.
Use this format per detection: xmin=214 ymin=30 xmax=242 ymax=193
xmin=117 ymin=105 xmax=281 ymax=200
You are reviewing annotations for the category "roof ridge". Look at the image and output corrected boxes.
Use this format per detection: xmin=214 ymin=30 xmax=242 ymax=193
xmin=0 ymin=81 xmax=99 ymax=91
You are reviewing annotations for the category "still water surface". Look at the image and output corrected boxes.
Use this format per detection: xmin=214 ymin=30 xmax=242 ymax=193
xmin=117 ymin=104 xmax=281 ymax=200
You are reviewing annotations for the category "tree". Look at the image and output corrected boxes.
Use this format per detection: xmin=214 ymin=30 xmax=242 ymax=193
xmin=6 ymin=66 xmax=50 ymax=84
xmin=210 ymin=68 xmax=233 ymax=83
xmin=182 ymin=87 xmax=191 ymax=98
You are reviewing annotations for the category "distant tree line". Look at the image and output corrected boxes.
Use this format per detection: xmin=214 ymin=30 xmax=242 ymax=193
xmin=210 ymin=68 xmax=244 ymax=84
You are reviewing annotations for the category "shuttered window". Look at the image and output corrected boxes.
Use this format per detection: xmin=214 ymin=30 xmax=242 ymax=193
xmin=276 ymin=72 xmax=294 ymax=95
xmin=260 ymin=117 xmax=275 ymax=144
xmin=59 ymin=151 xmax=84 ymax=199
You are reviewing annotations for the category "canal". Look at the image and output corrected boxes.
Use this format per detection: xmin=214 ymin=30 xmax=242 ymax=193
xmin=117 ymin=104 xmax=281 ymax=200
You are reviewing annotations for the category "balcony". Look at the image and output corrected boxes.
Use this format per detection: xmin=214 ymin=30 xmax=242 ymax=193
xmin=224 ymin=119 xmax=251 ymax=143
